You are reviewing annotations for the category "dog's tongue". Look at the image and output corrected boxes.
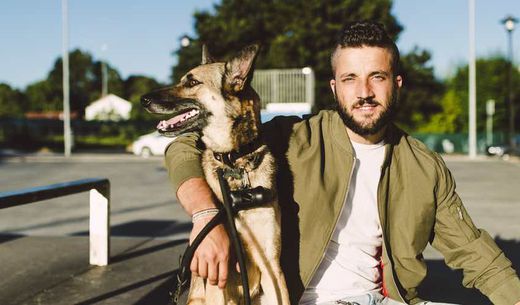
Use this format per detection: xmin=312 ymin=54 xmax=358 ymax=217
xmin=157 ymin=109 xmax=199 ymax=130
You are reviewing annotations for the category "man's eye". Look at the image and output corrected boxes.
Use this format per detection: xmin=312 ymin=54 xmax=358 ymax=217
xmin=186 ymin=79 xmax=201 ymax=87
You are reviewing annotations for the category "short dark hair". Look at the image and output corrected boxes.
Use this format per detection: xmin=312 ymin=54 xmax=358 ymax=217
xmin=331 ymin=21 xmax=400 ymax=76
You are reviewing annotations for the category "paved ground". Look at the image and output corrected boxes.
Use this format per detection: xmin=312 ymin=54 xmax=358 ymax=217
xmin=0 ymin=153 xmax=190 ymax=240
xmin=0 ymin=153 xmax=519 ymax=304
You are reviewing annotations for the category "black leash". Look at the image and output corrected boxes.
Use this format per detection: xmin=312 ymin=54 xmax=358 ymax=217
xmin=217 ymin=167 xmax=252 ymax=305
xmin=171 ymin=169 xmax=273 ymax=305
xmin=172 ymin=208 xmax=225 ymax=304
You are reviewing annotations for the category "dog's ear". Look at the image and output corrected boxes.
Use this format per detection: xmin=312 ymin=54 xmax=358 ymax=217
xmin=224 ymin=44 xmax=260 ymax=93
xmin=201 ymin=44 xmax=216 ymax=65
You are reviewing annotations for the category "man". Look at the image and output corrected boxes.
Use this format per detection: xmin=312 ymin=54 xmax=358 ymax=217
xmin=165 ymin=21 xmax=520 ymax=305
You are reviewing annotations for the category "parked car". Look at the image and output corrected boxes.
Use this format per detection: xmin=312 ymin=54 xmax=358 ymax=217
xmin=131 ymin=131 xmax=176 ymax=157
xmin=486 ymin=144 xmax=520 ymax=158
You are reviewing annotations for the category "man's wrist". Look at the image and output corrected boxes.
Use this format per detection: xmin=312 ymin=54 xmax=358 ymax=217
xmin=192 ymin=208 xmax=220 ymax=223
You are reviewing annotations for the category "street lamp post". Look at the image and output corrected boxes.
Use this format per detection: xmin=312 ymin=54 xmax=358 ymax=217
xmin=501 ymin=15 xmax=518 ymax=149
xmin=62 ymin=0 xmax=72 ymax=157
xmin=486 ymin=99 xmax=495 ymax=146
xmin=468 ymin=0 xmax=477 ymax=158
xmin=101 ymin=44 xmax=108 ymax=97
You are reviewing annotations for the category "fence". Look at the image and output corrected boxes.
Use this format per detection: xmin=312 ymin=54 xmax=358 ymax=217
xmin=0 ymin=178 xmax=110 ymax=266
xmin=252 ymin=68 xmax=315 ymax=109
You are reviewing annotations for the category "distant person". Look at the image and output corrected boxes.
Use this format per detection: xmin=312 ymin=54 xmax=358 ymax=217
xmin=165 ymin=21 xmax=520 ymax=305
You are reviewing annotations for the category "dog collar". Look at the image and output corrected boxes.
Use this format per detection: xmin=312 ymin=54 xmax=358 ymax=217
xmin=213 ymin=139 xmax=264 ymax=168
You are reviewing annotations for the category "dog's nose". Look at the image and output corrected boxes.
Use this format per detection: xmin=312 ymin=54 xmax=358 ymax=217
xmin=141 ymin=95 xmax=152 ymax=107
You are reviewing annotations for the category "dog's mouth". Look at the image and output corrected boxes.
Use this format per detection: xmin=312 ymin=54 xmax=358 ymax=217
xmin=157 ymin=108 xmax=200 ymax=134
xmin=154 ymin=102 xmax=208 ymax=137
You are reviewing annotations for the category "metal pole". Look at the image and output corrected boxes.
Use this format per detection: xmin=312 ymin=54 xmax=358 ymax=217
xmin=62 ymin=0 xmax=71 ymax=157
xmin=486 ymin=99 xmax=495 ymax=146
xmin=507 ymin=29 xmax=516 ymax=149
xmin=101 ymin=61 xmax=108 ymax=96
xmin=468 ymin=0 xmax=477 ymax=158
xmin=101 ymin=44 xmax=108 ymax=97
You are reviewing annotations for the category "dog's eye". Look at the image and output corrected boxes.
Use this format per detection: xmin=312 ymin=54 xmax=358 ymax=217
xmin=186 ymin=79 xmax=201 ymax=88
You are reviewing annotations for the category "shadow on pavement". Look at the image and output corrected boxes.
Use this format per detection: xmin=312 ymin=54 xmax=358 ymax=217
xmin=111 ymin=239 xmax=187 ymax=264
xmin=72 ymin=219 xmax=192 ymax=237
xmin=127 ymin=237 xmax=520 ymax=305
xmin=0 ymin=233 xmax=24 ymax=244
xmin=419 ymin=237 xmax=520 ymax=305
xmin=135 ymin=272 xmax=180 ymax=305
xmin=75 ymin=271 xmax=176 ymax=305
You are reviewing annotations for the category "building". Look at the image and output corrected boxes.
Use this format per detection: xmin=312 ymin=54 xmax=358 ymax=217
xmin=85 ymin=94 xmax=132 ymax=121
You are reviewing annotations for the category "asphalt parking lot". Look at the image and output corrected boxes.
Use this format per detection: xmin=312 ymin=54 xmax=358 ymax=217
xmin=0 ymin=153 xmax=190 ymax=239
xmin=0 ymin=153 xmax=519 ymax=304
xmin=1 ymin=153 xmax=519 ymax=240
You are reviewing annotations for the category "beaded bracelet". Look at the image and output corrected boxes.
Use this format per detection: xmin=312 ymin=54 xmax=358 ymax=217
xmin=192 ymin=208 xmax=220 ymax=223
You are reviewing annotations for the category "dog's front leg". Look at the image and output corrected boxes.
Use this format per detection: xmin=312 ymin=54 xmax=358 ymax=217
xmin=257 ymin=261 xmax=290 ymax=305
xmin=204 ymin=283 xmax=226 ymax=305
xmin=187 ymin=276 xmax=206 ymax=305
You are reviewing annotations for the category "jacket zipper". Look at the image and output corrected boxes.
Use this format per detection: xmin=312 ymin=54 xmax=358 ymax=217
xmin=304 ymin=156 xmax=357 ymax=287
xmin=377 ymin=148 xmax=406 ymax=303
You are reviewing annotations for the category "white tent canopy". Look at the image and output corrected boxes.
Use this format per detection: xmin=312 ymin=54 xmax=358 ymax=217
xmin=85 ymin=94 xmax=132 ymax=121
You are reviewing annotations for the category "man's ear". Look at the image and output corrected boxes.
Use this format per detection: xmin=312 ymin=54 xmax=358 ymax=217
xmin=330 ymin=79 xmax=337 ymax=100
xmin=224 ymin=44 xmax=260 ymax=93
xmin=201 ymin=44 xmax=216 ymax=65
xmin=395 ymin=75 xmax=403 ymax=89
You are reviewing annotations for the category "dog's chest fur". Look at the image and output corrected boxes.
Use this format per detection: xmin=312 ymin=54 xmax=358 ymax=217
xmin=201 ymin=145 xmax=282 ymax=294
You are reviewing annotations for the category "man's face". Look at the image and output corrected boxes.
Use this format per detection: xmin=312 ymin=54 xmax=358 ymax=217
xmin=330 ymin=46 xmax=402 ymax=136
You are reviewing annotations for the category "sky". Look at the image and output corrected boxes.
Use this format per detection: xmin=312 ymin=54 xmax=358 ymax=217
xmin=0 ymin=0 xmax=519 ymax=89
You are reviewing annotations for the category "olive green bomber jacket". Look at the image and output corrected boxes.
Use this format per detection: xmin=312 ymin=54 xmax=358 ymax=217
xmin=164 ymin=110 xmax=520 ymax=305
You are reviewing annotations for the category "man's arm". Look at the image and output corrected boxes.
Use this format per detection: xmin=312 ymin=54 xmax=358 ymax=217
xmin=164 ymin=133 xmax=231 ymax=289
xmin=430 ymin=155 xmax=520 ymax=305
xmin=177 ymin=178 xmax=230 ymax=288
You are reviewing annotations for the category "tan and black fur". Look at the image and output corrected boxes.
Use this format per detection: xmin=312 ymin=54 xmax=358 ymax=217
xmin=141 ymin=45 xmax=290 ymax=305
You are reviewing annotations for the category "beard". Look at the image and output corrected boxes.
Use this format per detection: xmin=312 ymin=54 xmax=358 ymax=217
xmin=336 ymin=89 xmax=398 ymax=136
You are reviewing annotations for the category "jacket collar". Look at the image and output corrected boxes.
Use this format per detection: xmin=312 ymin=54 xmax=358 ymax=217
xmin=329 ymin=111 xmax=402 ymax=170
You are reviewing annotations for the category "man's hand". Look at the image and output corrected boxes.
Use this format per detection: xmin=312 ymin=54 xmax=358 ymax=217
xmin=190 ymin=219 xmax=230 ymax=288
xmin=177 ymin=177 xmax=231 ymax=288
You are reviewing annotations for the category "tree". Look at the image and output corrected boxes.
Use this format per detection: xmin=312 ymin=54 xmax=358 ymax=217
xmin=171 ymin=0 xmax=402 ymax=112
xmin=426 ymin=56 xmax=520 ymax=134
xmin=124 ymin=75 xmax=163 ymax=120
xmin=171 ymin=0 xmax=444 ymax=132
xmin=25 ymin=49 xmax=124 ymax=116
xmin=417 ymin=89 xmax=464 ymax=133
xmin=0 ymin=83 xmax=26 ymax=118
xmin=397 ymin=47 xmax=444 ymax=131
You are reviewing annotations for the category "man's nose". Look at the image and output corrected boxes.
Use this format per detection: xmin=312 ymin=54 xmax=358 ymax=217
xmin=357 ymin=81 xmax=375 ymax=100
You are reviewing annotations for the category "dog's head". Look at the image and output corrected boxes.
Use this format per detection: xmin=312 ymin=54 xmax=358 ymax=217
xmin=141 ymin=45 xmax=261 ymax=151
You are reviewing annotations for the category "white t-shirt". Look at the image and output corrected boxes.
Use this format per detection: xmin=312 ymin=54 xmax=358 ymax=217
xmin=300 ymin=140 xmax=386 ymax=305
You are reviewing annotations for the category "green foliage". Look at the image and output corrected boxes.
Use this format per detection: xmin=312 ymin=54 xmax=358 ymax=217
xmin=0 ymin=83 xmax=26 ymax=118
xmin=397 ymin=47 xmax=444 ymax=131
xmin=25 ymin=49 xmax=124 ymax=115
xmin=426 ymin=56 xmax=520 ymax=134
xmin=171 ymin=0 xmax=444 ymax=132
xmin=172 ymin=0 xmax=403 ymax=110
xmin=25 ymin=79 xmax=56 ymax=112
xmin=123 ymin=75 xmax=163 ymax=120
xmin=417 ymin=89 xmax=464 ymax=133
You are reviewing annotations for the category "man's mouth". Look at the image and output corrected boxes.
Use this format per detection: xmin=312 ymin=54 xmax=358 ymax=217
xmin=352 ymin=99 xmax=381 ymax=112
xmin=157 ymin=108 xmax=200 ymax=133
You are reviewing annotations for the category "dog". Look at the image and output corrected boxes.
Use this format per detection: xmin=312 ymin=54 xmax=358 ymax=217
xmin=141 ymin=44 xmax=290 ymax=305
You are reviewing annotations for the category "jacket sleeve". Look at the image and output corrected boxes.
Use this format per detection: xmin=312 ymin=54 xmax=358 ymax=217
xmin=430 ymin=155 xmax=520 ymax=305
xmin=163 ymin=115 xmax=302 ymax=196
xmin=164 ymin=132 xmax=205 ymax=196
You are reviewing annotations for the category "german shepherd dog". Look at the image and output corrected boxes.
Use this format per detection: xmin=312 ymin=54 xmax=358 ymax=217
xmin=141 ymin=45 xmax=290 ymax=305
